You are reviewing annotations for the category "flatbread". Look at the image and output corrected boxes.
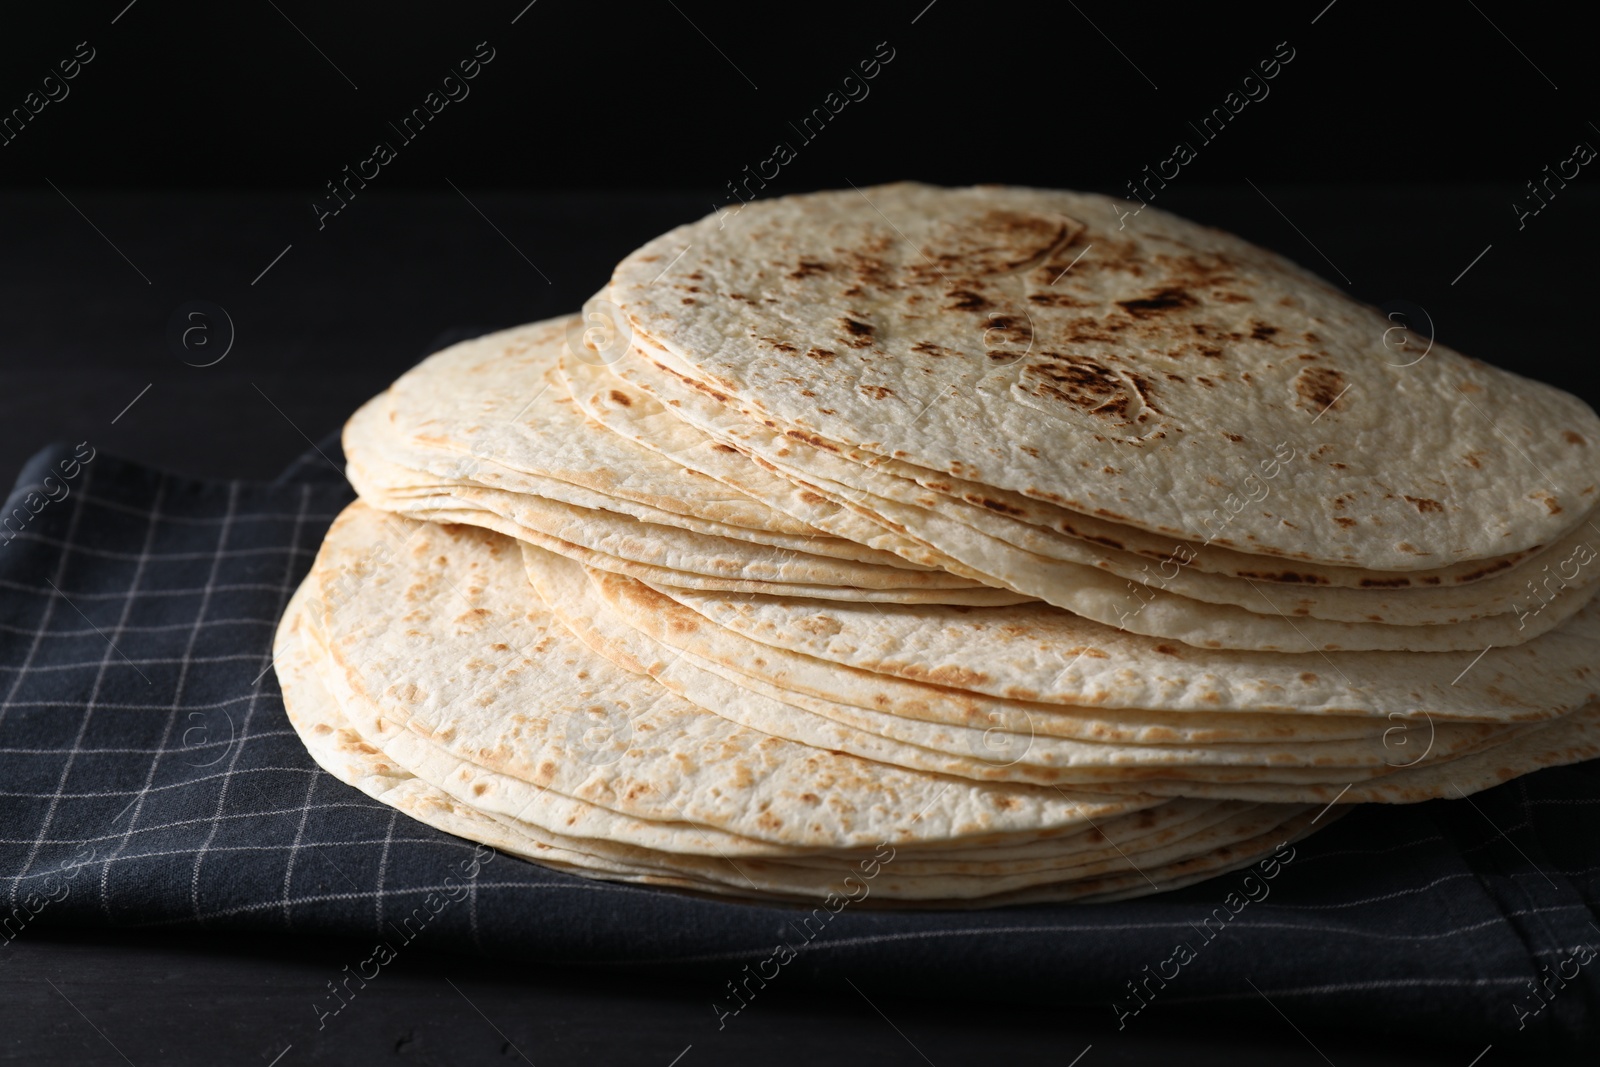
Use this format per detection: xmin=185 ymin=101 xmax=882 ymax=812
xmin=647 ymin=586 xmax=1600 ymax=723
xmin=607 ymin=183 xmax=1600 ymax=569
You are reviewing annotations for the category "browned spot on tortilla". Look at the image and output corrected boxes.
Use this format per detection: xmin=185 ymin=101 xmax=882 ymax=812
xmin=1223 ymin=432 xmax=1243 ymax=442
xmin=790 ymin=259 xmax=830 ymax=279
xmin=1403 ymin=496 xmax=1444 ymax=514
xmin=1237 ymin=570 xmax=1330 ymax=585
xmin=911 ymin=340 xmax=955 ymax=358
xmin=860 ymin=384 xmax=895 ymax=400
xmin=1299 ymin=672 xmax=1318 ymax=683
xmin=1020 ymin=355 xmax=1147 ymax=423
xmin=945 ymin=289 xmax=991 ymax=311
xmin=806 ymin=347 xmax=837 ymax=363
xmin=1251 ymin=323 xmax=1279 ymax=341
xmin=473 ymin=783 xmax=488 ymax=796
xmin=1117 ymin=287 xmax=1196 ymax=319
xmin=608 ymin=390 xmax=632 ymax=407
xmin=840 ymin=318 xmax=875 ymax=347
xmin=1154 ymin=644 xmax=1179 ymax=656
xmin=1334 ymin=517 xmax=1357 ymax=528
xmin=1565 ymin=431 xmax=1586 ymax=445
xmin=1028 ymin=291 xmax=1092 ymax=307
xmin=785 ymin=428 xmax=841 ymax=453
xmin=1295 ymin=366 xmax=1346 ymax=410
xmin=681 ymin=297 xmax=696 ymax=305
xmin=712 ymin=443 xmax=739 ymax=453
xmin=1455 ymin=558 xmax=1514 ymax=582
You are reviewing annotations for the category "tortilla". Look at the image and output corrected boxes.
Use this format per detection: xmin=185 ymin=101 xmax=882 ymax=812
xmin=607 ymin=183 xmax=1600 ymax=569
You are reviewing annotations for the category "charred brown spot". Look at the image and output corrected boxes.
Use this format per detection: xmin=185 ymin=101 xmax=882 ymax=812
xmin=805 ymin=347 xmax=837 ymax=363
xmin=1154 ymin=644 xmax=1180 ymax=656
xmin=840 ymin=318 xmax=875 ymax=347
xmin=911 ymin=340 xmax=955 ymax=358
xmin=860 ymin=385 xmax=895 ymax=400
xmin=945 ymin=289 xmax=992 ymax=311
xmin=1565 ymin=431 xmax=1586 ymax=445
xmin=1295 ymin=366 xmax=1346 ymax=411
xmin=1223 ymin=432 xmax=1243 ymax=442
xmin=1028 ymin=291 xmax=1091 ymax=307
xmin=1021 ymin=356 xmax=1137 ymax=421
xmin=1117 ymin=287 xmax=1196 ymax=318
xmin=608 ymin=390 xmax=632 ymax=407
xmin=789 ymin=259 xmax=830 ymax=279
xmin=1403 ymin=495 xmax=1444 ymax=514
xmin=1237 ymin=570 xmax=1330 ymax=585
xmin=1251 ymin=323 xmax=1280 ymax=341
xmin=712 ymin=443 xmax=739 ymax=453
xmin=1334 ymin=517 xmax=1357 ymax=528
xmin=785 ymin=428 xmax=841 ymax=453
xmin=1456 ymin=559 xmax=1514 ymax=582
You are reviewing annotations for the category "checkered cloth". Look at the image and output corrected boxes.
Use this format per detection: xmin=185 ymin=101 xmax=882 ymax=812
xmin=3 ymin=439 xmax=1598 ymax=1049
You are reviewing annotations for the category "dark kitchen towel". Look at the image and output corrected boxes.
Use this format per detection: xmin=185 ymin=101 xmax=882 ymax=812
xmin=2 ymin=440 xmax=1598 ymax=1050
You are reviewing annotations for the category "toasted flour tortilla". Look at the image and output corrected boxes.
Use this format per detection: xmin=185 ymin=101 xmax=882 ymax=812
xmin=646 ymin=586 xmax=1600 ymax=723
xmin=567 ymin=348 xmax=1560 ymax=592
xmin=608 ymin=345 xmax=1599 ymax=650
xmin=365 ymin=316 xmax=816 ymax=537
xmin=607 ymin=183 xmax=1600 ymax=569
xmin=305 ymin=503 xmax=1159 ymax=852
xmin=277 ymin=506 xmax=1332 ymax=901
xmin=529 ymin=550 xmax=1517 ymax=786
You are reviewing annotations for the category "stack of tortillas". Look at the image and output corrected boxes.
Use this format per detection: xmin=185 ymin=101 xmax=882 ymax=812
xmin=276 ymin=183 xmax=1600 ymax=906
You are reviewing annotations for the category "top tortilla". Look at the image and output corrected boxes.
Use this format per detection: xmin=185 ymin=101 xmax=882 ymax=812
xmin=608 ymin=183 xmax=1600 ymax=569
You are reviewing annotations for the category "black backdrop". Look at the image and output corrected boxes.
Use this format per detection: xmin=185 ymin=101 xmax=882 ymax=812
xmin=2 ymin=1 xmax=1595 ymax=191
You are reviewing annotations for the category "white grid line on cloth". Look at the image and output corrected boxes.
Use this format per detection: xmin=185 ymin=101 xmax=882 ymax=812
xmin=0 ymin=764 xmax=320 ymax=799
xmin=0 ymin=799 xmax=398 ymax=847
xmin=0 ymin=465 xmax=94 ymax=731
xmin=7 ymin=468 xmax=154 ymax=908
xmin=192 ymin=482 xmax=313 ymax=923
xmin=2 ymin=529 xmax=317 ymax=564
xmin=133 ymin=880 xmax=635 ymax=927
xmin=0 ymin=652 xmax=274 ymax=674
xmin=0 ymin=578 xmax=301 ymax=601
xmin=64 ymin=489 xmax=342 ymax=526
xmin=280 ymin=756 xmax=324 ymax=928
xmin=0 ymin=615 xmax=280 ymax=639
xmin=0 ymin=728 xmax=296 ymax=755
xmin=374 ymin=806 xmax=399 ymax=934
xmin=10 ymin=837 xmax=494 ymax=873
xmin=97 ymin=482 xmax=237 ymax=919
xmin=0 ymin=693 xmax=290 ymax=713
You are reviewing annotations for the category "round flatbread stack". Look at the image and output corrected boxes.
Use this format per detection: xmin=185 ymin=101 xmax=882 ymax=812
xmin=279 ymin=183 xmax=1600 ymax=906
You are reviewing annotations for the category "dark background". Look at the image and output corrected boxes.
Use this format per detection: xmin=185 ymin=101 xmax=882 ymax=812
xmin=2 ymin=1 xmax=1597 ymax=1064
